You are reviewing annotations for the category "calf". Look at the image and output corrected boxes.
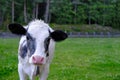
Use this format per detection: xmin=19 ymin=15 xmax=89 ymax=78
xmin=8 ymin=19 xmax=67 ymax=80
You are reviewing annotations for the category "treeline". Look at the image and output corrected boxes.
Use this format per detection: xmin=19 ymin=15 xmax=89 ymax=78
xmin=0 ymin=0 xmax=120 ymax=31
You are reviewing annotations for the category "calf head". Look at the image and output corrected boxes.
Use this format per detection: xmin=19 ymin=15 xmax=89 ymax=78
xmin=8 ymin=20 xmax=67 ymax=65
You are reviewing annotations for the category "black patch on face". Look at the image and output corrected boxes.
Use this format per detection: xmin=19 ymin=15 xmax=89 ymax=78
xmin=44 ymin=37 xmax=51 ymax=57
xmin=26 ymin=33 xmax=36 ymax=57
xmin=19 ymin=40 xmax=27 ymax=58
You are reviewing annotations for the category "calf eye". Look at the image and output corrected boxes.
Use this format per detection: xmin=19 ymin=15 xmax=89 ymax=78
xmin=26 ymin=33 xmax=32 ymax=40
xmin=26 ymin=36 xmax=30 ymax=40
xmin=44 ymin=37 xmax=50 ymax=52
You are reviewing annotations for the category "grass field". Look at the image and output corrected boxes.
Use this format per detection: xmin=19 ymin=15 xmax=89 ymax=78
xmin=0 ymin=38 xmax=120 ymax=80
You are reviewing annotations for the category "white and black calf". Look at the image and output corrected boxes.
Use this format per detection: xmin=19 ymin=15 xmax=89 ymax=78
xmin=8 ymin=20 xmax=67 ymax=80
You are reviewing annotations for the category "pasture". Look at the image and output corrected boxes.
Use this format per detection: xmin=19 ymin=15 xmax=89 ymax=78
xmin=0 ymin=38 xmax=120 ymax=80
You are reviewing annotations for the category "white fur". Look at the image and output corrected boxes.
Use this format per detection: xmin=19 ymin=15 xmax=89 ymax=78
xmin=18 ymin=20 xmax=55 ymax=80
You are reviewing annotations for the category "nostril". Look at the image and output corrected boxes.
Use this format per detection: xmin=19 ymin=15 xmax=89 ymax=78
xmin=32 ymin=56 xmax=37 ymax=63
xmin=40 ymin=57 xmax=44 ymax=62
xmin=32 ymin=56 xmax=35 ymax=61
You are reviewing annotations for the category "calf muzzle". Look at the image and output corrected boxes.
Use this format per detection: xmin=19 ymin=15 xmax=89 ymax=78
xmin=32 ymin=56 xmax=44 ymax=65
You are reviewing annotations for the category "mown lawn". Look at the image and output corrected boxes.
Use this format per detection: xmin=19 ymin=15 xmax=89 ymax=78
xmin=0 ymin=38 xmax=120 ymax=80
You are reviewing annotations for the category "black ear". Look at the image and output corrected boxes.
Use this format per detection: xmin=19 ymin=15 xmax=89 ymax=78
xmin=50 ymin=30 xmax=68 ymax=42
xmin=8 ymin=23 xmax=26 ymax=35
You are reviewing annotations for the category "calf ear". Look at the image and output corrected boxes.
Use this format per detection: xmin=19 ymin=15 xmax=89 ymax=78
xmin=8 ymin=23 xmax=26 ymax=35
xmin=50 ymin=30 xmax=68 ymax=42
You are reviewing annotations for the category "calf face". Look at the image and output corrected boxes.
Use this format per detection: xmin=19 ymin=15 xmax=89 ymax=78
xmin=8 ymin=20 xmax=67 ymax=65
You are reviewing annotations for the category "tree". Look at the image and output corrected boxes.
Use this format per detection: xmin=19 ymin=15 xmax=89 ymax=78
xmin=12 ymin=0 xmax=14 ymax=23
xmin=44 ymin=0 xmax=50 ymax=23
xmin=50 ymin=0 xmax=73 ymax=24
xmin=112 ymin=0 xmax=120 ymax=29
xmin=0 ymin=0 xmax=120 ymax=31
xmin=24 ymin=0 xmax=27 ymax=23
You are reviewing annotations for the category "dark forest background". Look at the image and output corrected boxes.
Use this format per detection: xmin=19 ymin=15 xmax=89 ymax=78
xmin=0 ymin=0 xmax=120 ymax=31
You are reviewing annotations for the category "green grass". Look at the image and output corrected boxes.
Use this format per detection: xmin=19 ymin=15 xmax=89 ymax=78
xmin=0 ymin=38 xmax=19 ymax=80
xmin=0 ymin=38 xmax=120 ymax=80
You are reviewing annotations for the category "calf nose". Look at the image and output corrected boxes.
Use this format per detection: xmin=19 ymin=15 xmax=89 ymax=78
xmin=32 ymin=56 xmax=44 ymax=65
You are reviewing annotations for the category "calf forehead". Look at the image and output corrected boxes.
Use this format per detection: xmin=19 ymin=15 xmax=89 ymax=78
xmin=27 ymin=20 xmax=50 ymax=37
xmin=28 ymin=27 xmax=49 ymax=40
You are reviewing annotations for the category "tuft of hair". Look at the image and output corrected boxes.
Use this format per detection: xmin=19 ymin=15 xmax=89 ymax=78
xmin=28 ymin=19 xmax=49 ymax=27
